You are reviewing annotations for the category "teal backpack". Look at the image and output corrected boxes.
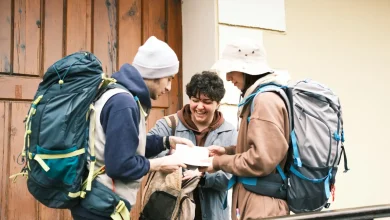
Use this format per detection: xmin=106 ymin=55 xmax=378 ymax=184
xmin=10 ymin=52 xmax=131 ymax=219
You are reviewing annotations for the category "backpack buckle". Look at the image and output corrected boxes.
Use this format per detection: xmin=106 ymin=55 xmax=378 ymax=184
xmin=333 ymin=132 xmax=341 ymax=141
xmin=279 ymin=184 xmax=287 ymax=192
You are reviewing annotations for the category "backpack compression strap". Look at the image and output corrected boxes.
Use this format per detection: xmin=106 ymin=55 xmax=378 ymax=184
xmin=110 ymin=200 xmax=130 ymax=220
xmin=10 ymin=95 xmax=86 ymax=181
xmin=9 ymin=95 xmax=44 ymax=182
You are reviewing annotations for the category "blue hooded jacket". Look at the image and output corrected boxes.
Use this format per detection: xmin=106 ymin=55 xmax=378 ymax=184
xmin=71 ymin=64 xmax=166 ymax=220
xmin=101 ymin=64 xmax=165 ymax=181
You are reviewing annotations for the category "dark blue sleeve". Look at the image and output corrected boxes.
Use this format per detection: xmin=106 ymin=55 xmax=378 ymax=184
xmin=100 ymin=93 xmax=150 ymax=181
xmin=145 ymin=135 xmax=165 ymax=158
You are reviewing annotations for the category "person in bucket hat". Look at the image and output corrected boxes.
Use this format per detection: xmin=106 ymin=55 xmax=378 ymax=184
xmin=212 ymin=38 xmax=273 ymax=77
xmin=201 ymin=38 xmax=291 ymax=219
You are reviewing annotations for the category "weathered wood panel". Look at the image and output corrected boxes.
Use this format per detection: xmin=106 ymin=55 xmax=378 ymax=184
xmin=7 ymin=102 xmax=37 ymax=220
xmin=143 ymin=0 xmax=169 ymax=108
xmin=66 ymin=0 xmax=92 ymax=54
xmin=118 ymin=0 xmax=142 ymax=68
xmin=0 ymin=0 xmax=12 ymax=73
xmin=62 ymin=209 xmax=73 ymax=220
xmin=147 ymin=108 xmax=166 ymax=131
xmin=43 ymin=0 xmax=64 ymax=73
xmin=13 ymin=0 xmax=41 ymax=75
xmin=167 ymin=0 xmax=183 ymax=115
xmin=0 ymin=0 xmax=183 ymax=219
xmin=0 ymin=102 xmax=10 ymax=219
xmin=0 ymin=76 xmax=41 ymax=100
xmin=39 ymin=203 xmax=61 ymax=220
xmin=93 ymin=0 xmax=118 ymax=75
xmin=142 ymin=0 xmax=166 ymax=41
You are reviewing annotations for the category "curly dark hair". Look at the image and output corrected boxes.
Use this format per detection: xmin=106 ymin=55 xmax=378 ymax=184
xmin=186 ymin=71 xmax=226 ymax=102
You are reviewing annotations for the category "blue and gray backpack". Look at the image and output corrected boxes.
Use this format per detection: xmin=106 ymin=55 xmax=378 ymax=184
xmin=234 ymin=79 xmax=349 ymax=213
xmin=10 ymin=52 xmax=132 ymax=219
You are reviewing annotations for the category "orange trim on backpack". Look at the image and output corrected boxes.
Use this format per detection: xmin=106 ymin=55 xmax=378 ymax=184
xmin=331 ymin=184 xmax=336 ymax=202
xmin=112 ymin=179 xmax=116 ymax=193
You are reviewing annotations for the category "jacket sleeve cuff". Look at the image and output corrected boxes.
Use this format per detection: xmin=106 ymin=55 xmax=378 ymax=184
xmin=213 ymin=156 xmax=222 ymax=171
xmin=225 ymin=145 xmax=236 ymax=155
xmin=213 ymin=155 xmax=233 ymax=172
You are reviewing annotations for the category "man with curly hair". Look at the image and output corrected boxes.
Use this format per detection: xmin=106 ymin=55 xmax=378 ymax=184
xmin=148 ymin=71 xmax=237 ymax=220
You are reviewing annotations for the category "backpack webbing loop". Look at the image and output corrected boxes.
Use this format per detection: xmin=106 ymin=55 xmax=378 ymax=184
xmin=86 ymin=104 xmax=97 ymax=191
xmin=110 ymin=200 xmax=130 ymax=220
xmin=14 ymin=95 xmax=44 ymax=182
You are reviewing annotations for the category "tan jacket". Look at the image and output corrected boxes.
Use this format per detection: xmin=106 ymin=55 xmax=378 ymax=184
xmin=213 ymin=92 xmax=290 ymax=219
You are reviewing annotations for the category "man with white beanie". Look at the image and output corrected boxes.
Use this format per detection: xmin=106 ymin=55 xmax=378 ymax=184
xmin=71 ymin=36 xmax=193 ymax=220
xmin=133 ymin=36 xmax=180 ymax=99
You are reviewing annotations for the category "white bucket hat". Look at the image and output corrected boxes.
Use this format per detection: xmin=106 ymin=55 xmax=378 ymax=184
xmin=211 ymin=38 xmax=273 ymax=76
xmin=133 ymin=36 xmax=179 ymax=79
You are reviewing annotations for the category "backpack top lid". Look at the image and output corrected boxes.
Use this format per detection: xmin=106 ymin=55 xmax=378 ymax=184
xmin=290 ymin=79 xmax=341 ymax=109
xmin=42 ymin=51 xmax=103 ymax=88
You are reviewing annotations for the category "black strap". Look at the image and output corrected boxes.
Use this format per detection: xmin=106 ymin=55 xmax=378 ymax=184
xmin=169 ymin=115 xmax=177 ymax=136
xmin=94 ymin=83 xmax=128 ymax=102
xmin=339 ymin=144 xmax=350 ymax=173
xmin=283 ymin=87 xmax=294 ymax=131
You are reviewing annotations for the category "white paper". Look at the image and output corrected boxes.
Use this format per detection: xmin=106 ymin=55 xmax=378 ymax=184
xmin=174 ymin=144 xmax=210 ymax=167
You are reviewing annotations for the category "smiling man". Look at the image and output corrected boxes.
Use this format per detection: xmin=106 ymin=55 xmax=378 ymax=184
xmin=70 ymin=36 xmax=194 ymax=220
xmin=148 ymin=71 xmax=238 ymax=220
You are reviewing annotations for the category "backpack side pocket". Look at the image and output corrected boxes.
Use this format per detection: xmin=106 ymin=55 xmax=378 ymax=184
xmin=140 ymin=191 xmax=178 ymax=220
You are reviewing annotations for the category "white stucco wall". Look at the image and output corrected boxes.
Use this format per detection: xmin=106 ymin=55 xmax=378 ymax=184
xmin=182 ymin=0 xmax=390 ymax=214
xmin=181 ymin=0 xmax=218 ymax=105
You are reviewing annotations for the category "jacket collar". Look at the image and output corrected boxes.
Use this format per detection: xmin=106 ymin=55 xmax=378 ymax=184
xmin=176 ymin=118 xmax=234 ymax=134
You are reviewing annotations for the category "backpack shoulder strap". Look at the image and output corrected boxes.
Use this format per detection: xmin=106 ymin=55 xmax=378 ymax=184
xmin=163 ymin=113 xmax=179 ymax=136
xmin=96 ymin=82 xmax=147 ymax=119
xmin=248 ymin=84 xmax=292 ymax=130
xmin=248 ymin=84 xmax=294 ymax=174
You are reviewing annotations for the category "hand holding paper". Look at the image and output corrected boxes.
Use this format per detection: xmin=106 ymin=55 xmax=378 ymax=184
xmin=198 ymin=157 xmax=216 ymax=173
xmin=149 ymin=154 xmax=186 ymax=173
xmin=169 ymin=136 xmax=195 ymax=149
xmin=207 ymin=145 xmax=226 ymax=156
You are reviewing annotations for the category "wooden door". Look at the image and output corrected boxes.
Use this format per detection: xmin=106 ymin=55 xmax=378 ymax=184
xmin=0 ymin=0 xmax=182 ymax=219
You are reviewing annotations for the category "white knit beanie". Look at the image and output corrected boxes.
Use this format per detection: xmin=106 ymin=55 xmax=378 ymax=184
xmin=132 ymin=36 xmax=179 ymax=79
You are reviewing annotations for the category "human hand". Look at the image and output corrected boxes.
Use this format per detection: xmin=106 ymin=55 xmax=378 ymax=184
xmin=198 ymin=157 xmax=216 ymax=173
xmin=169 ymin=136 xmax=195 ymax=149
xmin=182 ymin=168 xmax=204 ymax=181
xmin=207 ymin=145 xmax=226 ymax=156
xmin=150 ymin=154 xmax=187 ymax=173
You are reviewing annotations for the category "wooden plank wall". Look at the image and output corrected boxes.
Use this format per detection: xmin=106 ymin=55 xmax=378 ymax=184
xmin=0 ymin=0 xmax=183 ymax=219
